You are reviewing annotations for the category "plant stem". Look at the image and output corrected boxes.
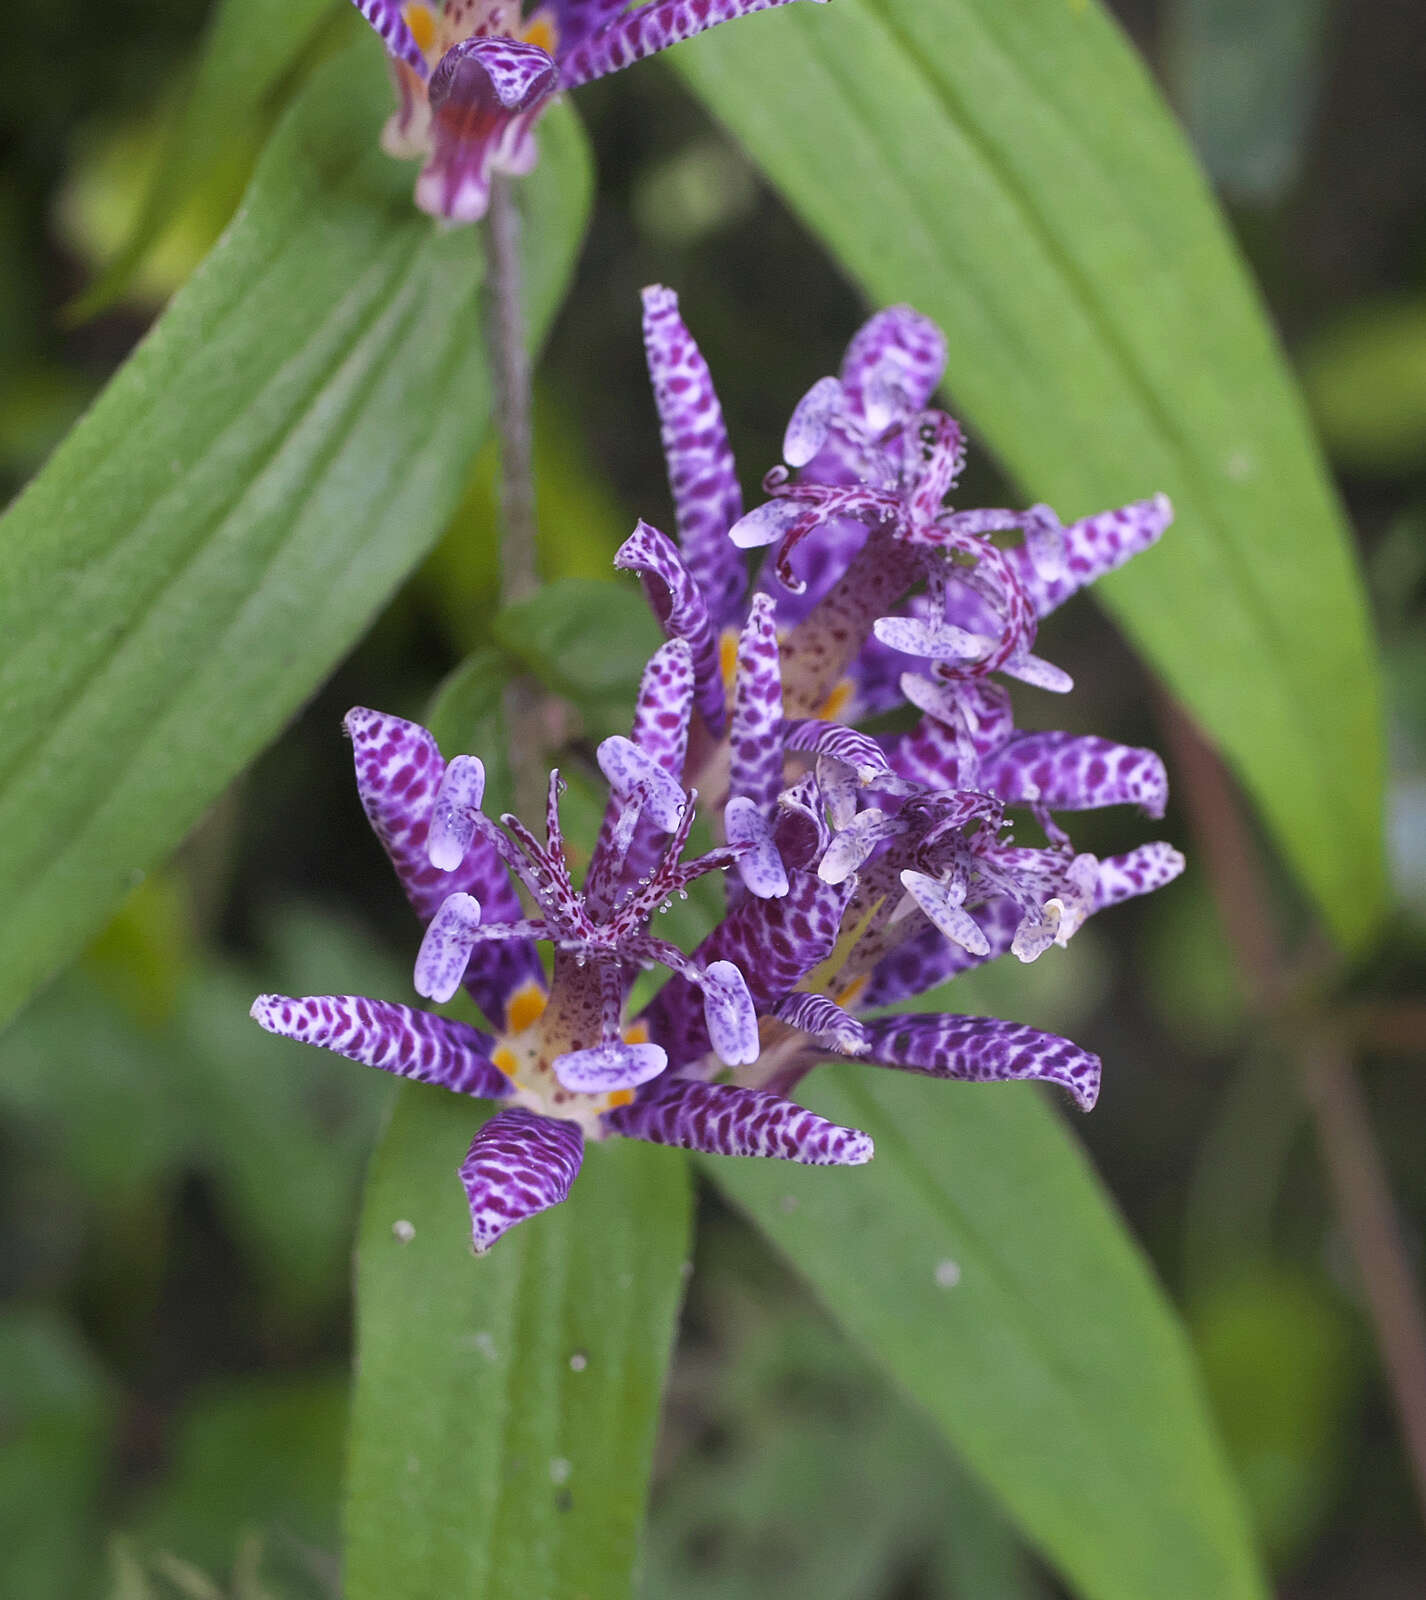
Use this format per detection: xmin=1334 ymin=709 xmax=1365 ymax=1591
xmin=483 ymin=174 xmax=545 ymax=819
xmin=1162 ymin=701 xmax=1426 ymax=1525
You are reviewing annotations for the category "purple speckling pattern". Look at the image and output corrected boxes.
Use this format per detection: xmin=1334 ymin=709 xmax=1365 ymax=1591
xmin=604 ymin=1076 xmax=873 ymax=1164
xmin=615 ymin=520 xmax=726 ymax=734
xmin=1007 ymin=494 xmax=1173 ymax=618
xmin=728 ymin=593 xmax=785 ymax=814
xmin=250 ymin=993 xmax=513 ymax=1099
xmin=839 ymin=305 xmax=947 ymax=425
xmin=985 ymin=732 xmax=1169 ymax=819
xmin=460 ymin=1108 xmax=584 ymax=1253
xmin=639 ymin=286 xmax=746 ymax=626
xmin=856 ymin=1013 xmax=1102 ymax=1111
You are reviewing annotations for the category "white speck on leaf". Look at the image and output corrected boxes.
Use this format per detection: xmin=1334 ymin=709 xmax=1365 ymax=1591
xmin=550 ymin=1457 xmax=572 ymax=1485
xmin=569 ymin=1352 xmax=588 ymax=1372
xmin=392 ymin=1219 xmax=415 ymax=1243
xmin=935 ymin=1259 xmax=962 ymax=1289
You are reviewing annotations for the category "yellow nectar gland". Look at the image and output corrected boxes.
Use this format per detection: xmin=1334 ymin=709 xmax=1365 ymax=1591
xmin=816 ymin=677 xmax=854 ymax=722
xmin=520 ymin=12 xmax=559 ymax=54
xmin=490 ymin=980 xmax=639 ymax=1134
xmin=403 ymin=2 xmax=439 ymax=53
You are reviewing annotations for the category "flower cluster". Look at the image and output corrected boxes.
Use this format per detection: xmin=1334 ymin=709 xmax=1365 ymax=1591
xmin=252 ymin=291 xmax=1183 ymax=1252
xmin=353 ymin=0 xmax=818 ymax=222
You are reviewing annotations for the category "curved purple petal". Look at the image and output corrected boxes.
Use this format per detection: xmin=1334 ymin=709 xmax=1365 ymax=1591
xmin=344 ymin=708 xmax=542 ymax=1028
xmin=431 ymin=37 xmax=558 ymax=112
xmin=637 ymin=286 xmax=745 ymax=626
xmin=856 ymin=1013 xmax=1101 ymax=1111
xmin=604 ymin=1077 xmax=873 ymax=1164
xmin=839 ymin=305 xmax=947 ymax=430
xmin=350 ymin=0 xmax=429 ymax=73
xmin=615 ymin=520 xmax=726 ymax=734
xmin=460 ymin=1108 xmax=584 ymax=1253
xmin=250 ymin=993 xmax=512 ymax=1099
xmin=561 ymin=0 xmax=825 ymax=94
xmin=775 ymin=991 xmax=870 ymax=1055
xmin=1095 ymin=842 xmax=1186 ymax=907
xmin=985 ymin=733 xmax=1169 ymax=818
xmin=1008 ymin=494 xmax=1173 ymax=618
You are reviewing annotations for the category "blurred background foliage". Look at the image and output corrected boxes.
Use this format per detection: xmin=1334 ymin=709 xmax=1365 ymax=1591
xmin=1 ymin=0 xmax=1424 ymax=1594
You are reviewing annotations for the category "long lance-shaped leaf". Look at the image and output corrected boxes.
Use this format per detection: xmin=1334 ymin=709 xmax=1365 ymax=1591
xmin=707 ymin=1069 xmax=1268 ymax=1600
xmin=676 ymin=0 xmax=1385 ymax=951
xmin=346 ymin=1086 xmax=692 ymax=1600
xmin=0 ymin=46 xmax=590 ymax=1029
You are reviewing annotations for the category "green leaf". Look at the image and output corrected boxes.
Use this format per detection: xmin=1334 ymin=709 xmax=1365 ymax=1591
xmin=0 ymin=43 xmax=591 ymax=1030
xmin=707 ymin=1072 xmax=1267 ymax=1600
xmin=675 ymin=0 xmax=1386 ymax=950
xmin=493 ymin=577 xmax=663 ymax=736
xmin=346 ymin=1086 xmax=692 ymax=1600
xmin=69 ymin=0 xmax=337 ymax=318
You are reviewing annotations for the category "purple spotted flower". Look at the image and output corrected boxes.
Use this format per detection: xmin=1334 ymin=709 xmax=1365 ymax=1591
xmin=354 ymin=0 xmax=819 ymax=222
xmin=251 ymin=290 xmax=1186 ymax=1252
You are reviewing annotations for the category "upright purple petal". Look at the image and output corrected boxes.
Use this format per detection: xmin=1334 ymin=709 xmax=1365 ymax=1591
xmin=856 ymin=1013 xmax=1101 ymax=1111
xmin=638 ymin=286 xmax=746 ymax=626
xmin=604 ymin=1077 xmax=873 ymax=1164
xmin=728 ymin=593 xmax=785 ymax=814
xmin=460 ymin=1108 xmax=584 ymax=1253
xmin=1008 ymin=494 xmax=1173 ymax=618
xmin=615 ymin=521 xmax=726 ymax=733
xmin=560 ymin=0 xmax=825 ymax=94
xmin=250 ymin=994 xmax=512 ymax=1099
xmin=985 ymin=733 xmax=1169 ymax=818
xmin=349 ymin=0 xmax=429 ymax=72
xmin=839 ymin=306 xmax=947 ymax=428
xmin=344 ymin=708 xmax=542 ymax=1027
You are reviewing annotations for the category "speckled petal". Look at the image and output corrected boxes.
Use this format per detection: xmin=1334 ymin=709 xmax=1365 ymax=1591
xmin=1009 ymin=494 xmax=1173 ymax=617
xmin=839 ymin=305 xmax=947 ymax=430
xmin=783 ymin=719 xmax=902 ymax=787
xmin=250 ymin=993 xmax=512 ymax=1098
xmin=615 ymin=520 xmax=726 ymax=733
xmin=899 ymin=869 xmax=990 ymax=955
xmin=1095 ymin=842 xmax=1186 ymax=907
xmin=427 ymin=754 xmax=486 ymax=871
xmin=596 ymin=735 xmax=687 ymax=831
xmin=460 ymin=1108 xmax=583 ymax=1253
xmin=560 ymin=0 xmax=825 ymax=94
xmin=701 ymin=960 xmax=760 ymax=1065
xmin=554 ymin=1039 xmax=669 ymax=1093
xmin=775 ymin=991 xmax=870 ymax=1055
xmin=636 ymin=287 xmax=745 ymax=625
xmin=856 ymin=1014 xmax=1101 ymax=1111
xmin=724 ymin=795 xmax=789 ymax=898
xmin=985 ymin=733 xmax=1169 ymax=818
xmin=604 ymin=1077 xmax=873 ymax=1164
xmin=783 ymin=376 xmax=844 ymax=467
xmin=414 ymin=892 xmax=483 ymax=1003
xmin=350 ymin=0 xmax=429 ymax=72
xmin=344 ymin=708 xmax=541 ymax=1028
xmin=728 ymin=593 xmax=785 ymax=814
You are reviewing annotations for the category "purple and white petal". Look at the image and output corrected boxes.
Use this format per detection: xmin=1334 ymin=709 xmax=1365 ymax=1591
xmin=728 ymin=593 xmax=785 ymax=814
xmin=899 ymin=869 xmax=990 ymax=955
xmin=250 ymin=993 xmax=512 ymax=1098
xmin=856 ymin=1014 xmax=1101 ymax=1111
xmin=627 ymin=637 xmax=695 ymax=775
xmin=350 ymin=0 xmax=429 ymax=72
xmin=818 ymin=807 xmax=900 ymax=885
xmin=615 ymin=520 xmax=726 ymax=734
xmin=414 ymin=892 xmax=483 ymax=1003
xmin=553 ymin=1040 xmax=669 ymax=1094
xmin=637 ymin=286 xmax=746 ymax=626
xmin=430 ymin=36 xmax=559 ymax=112
xmin=604 ymin=1077 xmax=873 ymax=1164
xmin=783 ymin=376 xmax=844 ymax=467
xmin=839 ymin=305 xmax=947 ymax=431
xmin=344 ymin=708 xmax=541 ymax=1027
xmin=783 ymin=719 xmax=901 ymax=787
xmin=725 ymin=795 xmax=789 ymax=898
xmin=985 ymin=733 xmax=1169 ymax=818
xmin=775 ymin=991 xmax=870 ymax=1055
xmin=560 ymin=0 xmax=825 ymax=95
xmin=700 ymin=960 xmax=761 ymax=1066
xmin=998 ymin=651 xmax=1074 ymax=694
xmin=427 ymin=754 xmax=486 ymax=871
xmin=1009 ymin=494 xmax=1173 ymax=617
xmin=596 ymin=735 xmax=687 ymax=832
xmin=460 ymin=1108 xmax=584 ymax=1253
xmin=1095 ymin=842 xmax=1186 ymax=908
xmin=729 ymin=496 xmax=807 ymax=551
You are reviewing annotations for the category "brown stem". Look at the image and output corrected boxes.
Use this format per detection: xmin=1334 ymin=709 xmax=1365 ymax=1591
xmin=1161 ymin=700 xmax=1426 ymax=1526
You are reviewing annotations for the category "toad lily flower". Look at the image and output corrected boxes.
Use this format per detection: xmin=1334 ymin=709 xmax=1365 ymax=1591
xmin=355 ymin=0 xmax=819 ymax=221
xmin=251 ymin=290 xmax=1188 ymax=1253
